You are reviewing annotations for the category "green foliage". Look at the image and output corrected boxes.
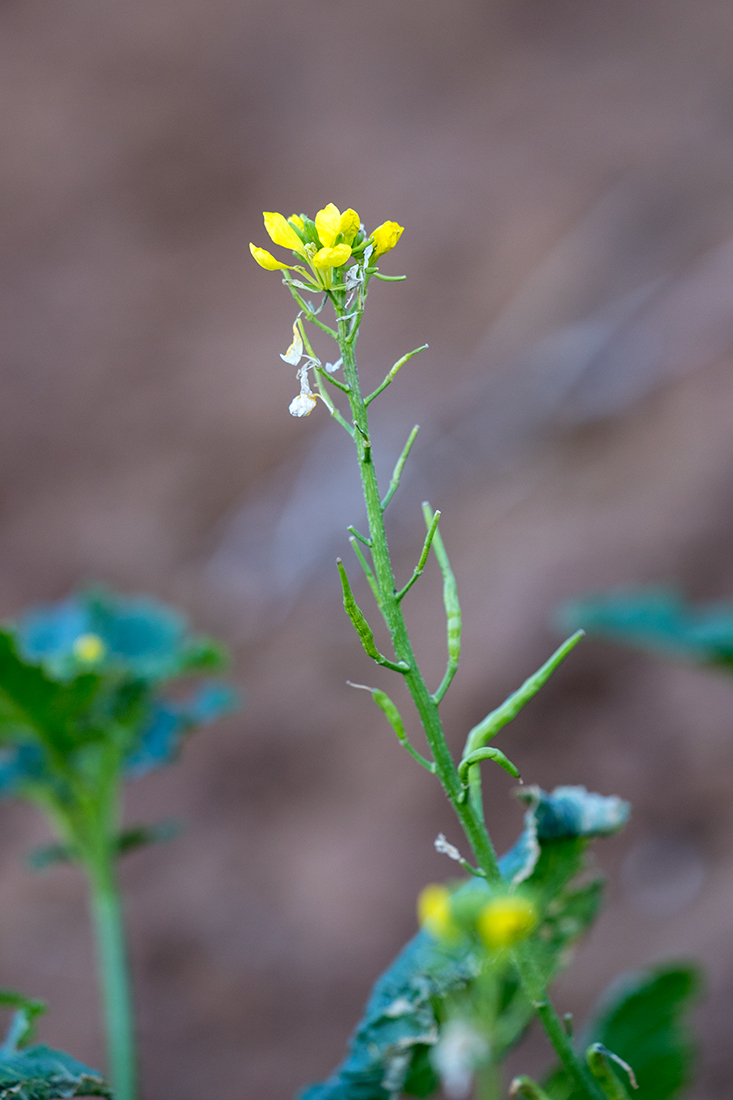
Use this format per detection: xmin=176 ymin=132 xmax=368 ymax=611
xmin=559 ymin=587 xmax=733 ymax=672
xmin=0 ymin=588 xmax=236 ymax=839
xmin=543 ymin=964 xmax=701 ymax=1100
xmin=0 ymin=1046 xmax=111 ymax=1100
xmin=0 ymin=587 xmax=237 ymax=1100
xmin=297 ymin=786 xmax=629 ymax=1100
xmin=0 ymin=989 xmax=109 ymax=1100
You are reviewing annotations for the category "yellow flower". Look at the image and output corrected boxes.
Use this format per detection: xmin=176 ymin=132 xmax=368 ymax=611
xmin=263 ymin=212 xmax=308 ymax=257
xmin=312 ymin=244 xmax=352 ymax=269
xmin=72 ymin=633 xmax=106 ymax=664
xmin=476 ymin=895 xmax=536 ymax=950
xmin=418 ymin=884 xmax=458 ymax=941
xmin=315 ymin=203 xmax=361 ymax=248
xmin=250 ymin=243 xmax=292 ymax=271
xmin=370 ymin=220 xmax=404 ymax=259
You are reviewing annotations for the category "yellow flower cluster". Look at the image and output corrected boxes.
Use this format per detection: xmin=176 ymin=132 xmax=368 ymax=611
xmin=249 ymin=203 xmax=403 ymax=287
xmin=417 ymin=884 xmax=537 ymax=950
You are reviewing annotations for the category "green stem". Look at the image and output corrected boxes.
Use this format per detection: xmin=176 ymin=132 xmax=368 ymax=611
xmin=331 ymin=292 xmax=602 ymax=1098
xmin=335 ymin=305 xmax=502 ymax=885
xmin=476 ymin=1061 xmax=502 ymax=1100
xmin=513 ymin=951 xmax=606 ymax=1100
xmin=88 ymin=854 xmax=137 ymax=1100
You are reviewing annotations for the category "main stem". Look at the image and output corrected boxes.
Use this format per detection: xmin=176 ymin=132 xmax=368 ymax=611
xmin=335 ymin=309 xmax=502 ymax=886
xmin=88 ymin=854 xmax=137 ymax=1100
xmin=334 ymin=299 xmax=605 ymax=1100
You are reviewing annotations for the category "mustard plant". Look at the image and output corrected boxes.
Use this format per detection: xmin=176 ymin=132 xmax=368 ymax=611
xmin=251 ymin=204 xmax=699 ymax=1100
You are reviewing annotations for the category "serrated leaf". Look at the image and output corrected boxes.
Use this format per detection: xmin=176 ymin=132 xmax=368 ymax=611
xmin=0 ymin=1045 xmax=110 ymax=1100
xmin=543 ymin=964 xmax=701 ymax=1100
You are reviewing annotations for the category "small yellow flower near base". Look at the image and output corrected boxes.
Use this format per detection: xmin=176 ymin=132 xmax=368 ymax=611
xmin=72 ymin=633 xmax=106 ymax=664
xmin=370 ymin=220 xmax=404 ymax=259
xmin=477 ymin=895 xmax=536 ymax=950
xmin=418 ymin=883 xmax=458 ymax=941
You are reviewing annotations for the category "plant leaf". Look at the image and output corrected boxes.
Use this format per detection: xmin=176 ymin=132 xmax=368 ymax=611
xmin=0 ymin=1045 xmax=110 ymax=1100
xmin=559 ymin=587 xmax=733 ymax=671
xmin=17 ymin=587 xmax=228 ymax=683
xmin=296 ymin=787 xmax=628 ymax=1100
xmin=543 ymin=964 xmax=701 ymax=1100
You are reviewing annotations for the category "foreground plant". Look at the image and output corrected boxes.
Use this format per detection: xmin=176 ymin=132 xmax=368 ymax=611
xmin=252 ymin=204 xmax=699 ymax=1100
xmin=0 ymin=588 xmax=235 ymax=1100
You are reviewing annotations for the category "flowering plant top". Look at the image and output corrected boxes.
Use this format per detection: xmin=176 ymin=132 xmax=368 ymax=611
xmin=249 ymin=203 xmax=405 ymax=417
xmin=250 ymin=202 xmax=402 ymax=290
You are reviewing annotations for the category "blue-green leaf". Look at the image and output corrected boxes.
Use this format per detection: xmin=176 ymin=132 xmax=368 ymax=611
xmin=296 ymin=787 xmax=629 ymax=1100
xmin=559 ymin=587 xmax=733 ymax=671
xmin=0 ymin=1045 xmax=110 ymax=1100
xmin=17 ymin=587 xmax=227 ymax=683
xmin=124 ymin=684 xmax=238 ymax=777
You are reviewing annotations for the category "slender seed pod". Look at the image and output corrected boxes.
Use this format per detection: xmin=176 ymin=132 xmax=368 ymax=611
xmin=337 ymin=560 xmax=409 ymax=672
xmin=464 ymin=630 xmax=584 ymax=756
xmin=458 ymin=746 xmax=521 ymax=783
xmin=510 ymin=1077 xmax=552 ymax=1100
xmin=586 ymin=1045 xmax=637 ymax=1099
xmin=337 ymin=559 xmax=381 ymax=661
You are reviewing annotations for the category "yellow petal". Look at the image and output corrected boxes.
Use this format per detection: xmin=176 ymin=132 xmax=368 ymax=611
xmin=339 ymin=208 xmax=360 ymax=245
xmin=263 ymin=212 xmax=307 ymax=255
xmin=289 ymin=214 xmax=305 ymax=231
xmin=315 ymin=203 xmax=342 ymax=248
xmin=370 ymin=220 xmax=404 ymax=259
xmin=312 ymin=244 xmax=352 ymax=269
xmin=250 ymin=243 xmax=292 ymax=271
xmin=476 ymin=896 xmax=536 ymax=950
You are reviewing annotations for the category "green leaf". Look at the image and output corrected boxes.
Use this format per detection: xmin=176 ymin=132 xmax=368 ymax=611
xmin=558 ymin=587 xmax=733 ymax=672
xmin=296 ymin=787 xmax=628 ymax=1100
xmin=17 ymin=587 xmax=228 ymax=683
xmin=544 ymin=964 xmax=701 ymax=1100
xmin=28 ymin=820 xmax=182 ymax=869
xmin=0 ymin=1045 xmax=110 ymax=1100
xmin=0 ymin=992 xmax=45 ymax=1052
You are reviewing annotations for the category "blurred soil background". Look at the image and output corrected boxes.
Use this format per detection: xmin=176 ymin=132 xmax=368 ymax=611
xmin=2 ymin=0 xmax=733 ymax=1096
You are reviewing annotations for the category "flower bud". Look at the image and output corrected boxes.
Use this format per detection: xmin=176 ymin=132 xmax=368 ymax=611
xmin=72 ymin=633 xmax=106 ymax=664
xmin=417 ymin=883 xmax=458 ymax=941
xmin=370 ymin=221 xmax=404 ymax=259
xmin=476 ymin=895 xmax=536 ymax=950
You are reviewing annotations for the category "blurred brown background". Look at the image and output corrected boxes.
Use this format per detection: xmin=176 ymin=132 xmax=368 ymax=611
xmin=2 ymin=0 xmax=733 ymax=1096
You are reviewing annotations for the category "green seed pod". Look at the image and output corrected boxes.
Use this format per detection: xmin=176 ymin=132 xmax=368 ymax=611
xmin=337 ymin=559 xmax=382 ymax=662
xmin=458 ymin=747 xmax=521 ymax=784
